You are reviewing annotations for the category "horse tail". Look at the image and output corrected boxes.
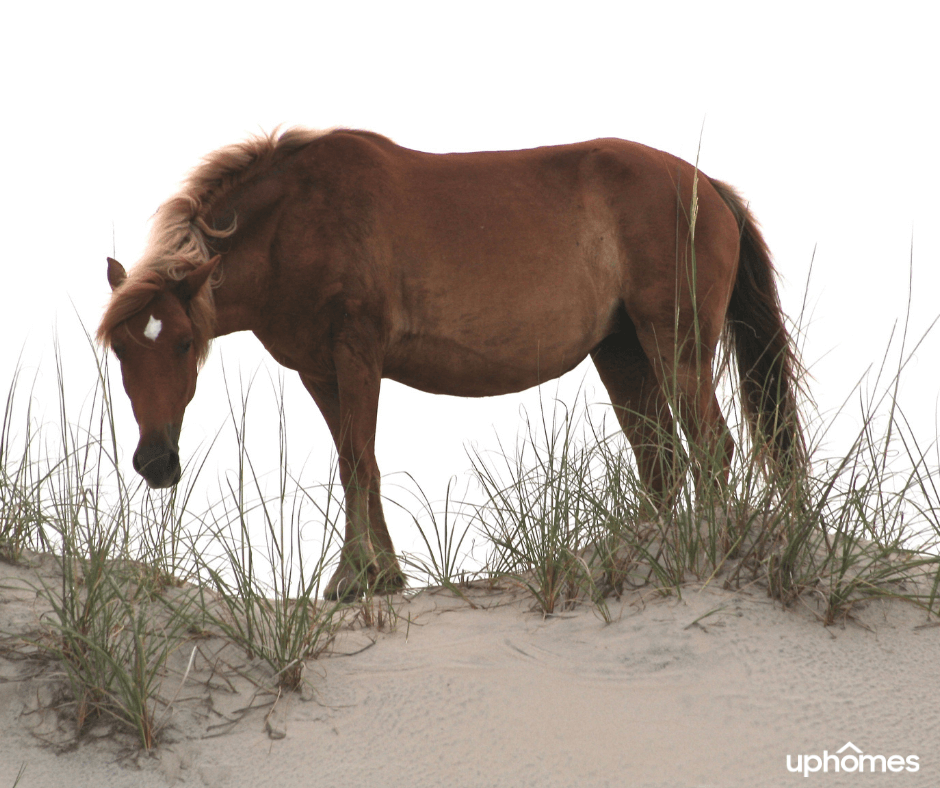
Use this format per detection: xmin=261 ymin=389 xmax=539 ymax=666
xmin=710 ymin=178 xmax=807 ymax=478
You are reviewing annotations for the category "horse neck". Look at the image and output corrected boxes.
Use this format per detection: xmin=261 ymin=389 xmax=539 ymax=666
xmin=205 ymin=179 xmax=289 ymax=338
xmin=210 ymin=249 xmax=267 ymax=338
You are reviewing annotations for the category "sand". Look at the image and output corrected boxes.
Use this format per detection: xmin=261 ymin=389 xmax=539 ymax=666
xmin=1 ymin=552 xmax=938 ymax=788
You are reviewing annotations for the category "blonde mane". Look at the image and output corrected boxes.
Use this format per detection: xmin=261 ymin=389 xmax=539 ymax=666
xmin=97 ymin=127 xmax=328 ymax=364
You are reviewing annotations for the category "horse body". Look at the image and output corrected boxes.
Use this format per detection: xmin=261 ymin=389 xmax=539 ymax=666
xmin=99 ymin=128 xmax=804 ymax=600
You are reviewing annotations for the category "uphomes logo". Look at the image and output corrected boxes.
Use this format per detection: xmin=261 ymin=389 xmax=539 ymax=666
xmin=787 ymin=742 xmax=920 ymax=776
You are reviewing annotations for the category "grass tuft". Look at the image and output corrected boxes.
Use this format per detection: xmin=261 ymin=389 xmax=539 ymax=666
xmin=2 ymin=269 xmax=938 ymax=752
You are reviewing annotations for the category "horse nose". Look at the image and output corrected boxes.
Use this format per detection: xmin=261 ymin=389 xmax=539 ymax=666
xmin=133 ymin=440 xmax=181 ymax=488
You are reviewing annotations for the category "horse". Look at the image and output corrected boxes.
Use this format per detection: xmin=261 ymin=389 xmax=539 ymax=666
xmin=98 ymin=128 xmax=805 ymax=600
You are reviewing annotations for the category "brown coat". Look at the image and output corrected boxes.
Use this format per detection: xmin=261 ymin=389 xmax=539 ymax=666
xmin=100 ymin=129 xmax=804 ymax=599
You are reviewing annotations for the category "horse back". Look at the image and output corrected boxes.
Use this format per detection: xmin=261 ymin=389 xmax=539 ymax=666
xmin=249 ymin=132 xmax=740 ymax=394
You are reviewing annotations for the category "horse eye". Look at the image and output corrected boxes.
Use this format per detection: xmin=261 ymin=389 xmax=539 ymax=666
xmin=112 ymin=345 xmax=125 ymax=361
xmin=178 ymin=338 xmax=194 ymax=355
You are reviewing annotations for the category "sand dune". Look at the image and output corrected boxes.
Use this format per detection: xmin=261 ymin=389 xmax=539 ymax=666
xmin=1 ymin=553 xmax=937 ymax=787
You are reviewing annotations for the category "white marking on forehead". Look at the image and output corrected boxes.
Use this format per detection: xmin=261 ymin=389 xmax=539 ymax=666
xmin=143 ymin=315 xmax=163 ymax=342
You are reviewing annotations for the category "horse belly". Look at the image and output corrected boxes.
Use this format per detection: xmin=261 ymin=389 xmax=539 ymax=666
xmin=380 ymin=148 xmax=627 ymax=396
xmin=385 ymin=280 xmax=619 ymax=397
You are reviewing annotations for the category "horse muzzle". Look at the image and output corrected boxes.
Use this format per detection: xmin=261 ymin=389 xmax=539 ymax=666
xmin=133 ymin=425 xmax=182 ymax=488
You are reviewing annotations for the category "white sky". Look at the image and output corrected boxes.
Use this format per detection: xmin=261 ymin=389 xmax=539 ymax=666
xmin=3 ymin=0 xmax=939 ymax=559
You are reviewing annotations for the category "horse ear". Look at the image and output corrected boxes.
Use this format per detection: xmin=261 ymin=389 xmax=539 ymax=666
xmin=175 ymin=256 xmax=220 ymax=303
xmin=107 ymin=257 xmax=127 ymax=290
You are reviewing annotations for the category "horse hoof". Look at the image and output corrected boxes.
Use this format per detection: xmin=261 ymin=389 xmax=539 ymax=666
xmin=323 ymin=566 xmax=369 ymax=601
xmin=373 ymin=567 xmax=407 ymax=595
xmin=323 ymin=562 xmax=406 ymax=601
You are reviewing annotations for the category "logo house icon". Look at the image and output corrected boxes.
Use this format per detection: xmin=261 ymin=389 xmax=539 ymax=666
xmin=786 ymin=741 xmax=920 ymax=776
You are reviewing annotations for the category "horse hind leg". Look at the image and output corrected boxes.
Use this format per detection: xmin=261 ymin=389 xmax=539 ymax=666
xmin=591 ymin=329 xmax=680 ymax=512
xmin=652 ymin=335 xmax=735 ymax=496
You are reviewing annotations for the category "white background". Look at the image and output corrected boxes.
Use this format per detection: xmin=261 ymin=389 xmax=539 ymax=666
xmin=3 ymin=0 xmax=938 ymax=561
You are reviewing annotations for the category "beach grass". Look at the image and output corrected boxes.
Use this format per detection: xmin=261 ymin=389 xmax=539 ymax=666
xmin=1 ymin=299 xmax=938 ymax=749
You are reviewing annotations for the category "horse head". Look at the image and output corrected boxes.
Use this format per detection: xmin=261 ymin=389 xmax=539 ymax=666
xmin=104 ymin=256 xmax=218 ymax=488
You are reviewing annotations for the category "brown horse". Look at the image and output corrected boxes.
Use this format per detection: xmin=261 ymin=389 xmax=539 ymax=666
xmin=98 ymin=128 xmax=804 ymax=599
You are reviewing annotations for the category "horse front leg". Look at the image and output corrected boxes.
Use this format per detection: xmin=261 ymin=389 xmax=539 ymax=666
xmin=301 ymin=348 xmax=400 ymax=601
xmin=326 ymin=456 xmax=377 ymax=602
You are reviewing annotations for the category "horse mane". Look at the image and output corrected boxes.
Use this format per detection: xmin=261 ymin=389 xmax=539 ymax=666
xmin=97 ymin=126 xmax=331 ymax=364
